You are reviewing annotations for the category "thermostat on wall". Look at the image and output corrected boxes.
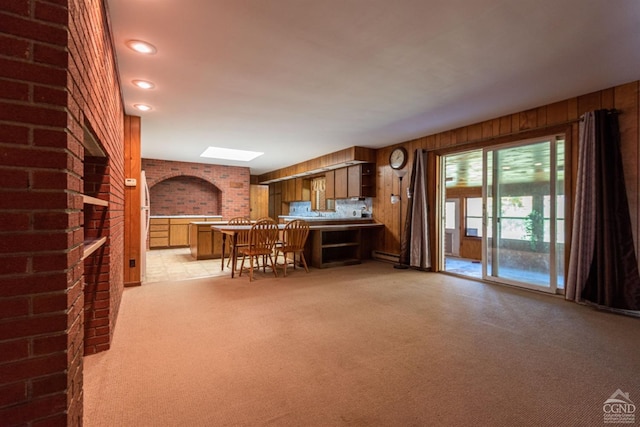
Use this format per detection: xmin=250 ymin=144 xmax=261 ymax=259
xmin=125 ymin=178 xmax=137 ymax=187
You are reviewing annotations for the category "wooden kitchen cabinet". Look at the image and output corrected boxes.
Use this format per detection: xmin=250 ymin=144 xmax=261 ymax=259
xmin=334 ymin=167 xmax=348 ymax=199
xmin=169 ymin=217 xmax=204 ymax=247
xmin=281 ymin=178 xmax=310 ymax=202
xmin=151 ymin=216 xmax=221 ymax=248
xmin=348 ymin=163 xmax=375 ymax=198
xmin=189 ymin=222 xmax=230 ymax=260
xmin=325 ymin=170 xmax=335 ymax=199
xmin=269 ymin=181 xmax=283 ymax=219
xmin=282 ymin=179 xmax=296 ymax=202
xmin=311 ymin=228 xmax=361 ymax=268
xmin=149 ymin=218 xmax=170 ymax=248
xmin=295 ymin=178 xmax=311 ymax=201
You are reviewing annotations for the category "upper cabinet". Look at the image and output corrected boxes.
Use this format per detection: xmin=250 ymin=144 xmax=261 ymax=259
xmin=347 ymin=163 xmax=375 ymax=198
xmin=334 ymin=168 xmax=348 ymax=199
xmin=281 ymin=178 xmax=311 ymax=202
xmin=295 ymin=178 xmax=311 ymax=201
xmin=325 ymin=170 xmax=335 ymax=199
xmin=313 ymin=162 xmax=376 ymax=203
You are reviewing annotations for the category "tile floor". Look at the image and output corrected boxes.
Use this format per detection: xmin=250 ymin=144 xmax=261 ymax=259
xmin=144 ymin=247 xmax=228 ymax=283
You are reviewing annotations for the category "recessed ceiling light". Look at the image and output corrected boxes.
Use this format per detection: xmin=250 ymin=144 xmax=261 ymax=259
xmin=134 ymin=104 xmax=152 ymax=112
xmin=534 ymin=162 xmax=542 ymax=166
xmin=502 ymin=166 xmax=511 ymax=170
xmin=132 ymin=79 xmax=155 ymax=89
xmin=200 ymin=146 xmax=264 ymax=162
xmin=126 ymin=40 xmax=157 ymax=54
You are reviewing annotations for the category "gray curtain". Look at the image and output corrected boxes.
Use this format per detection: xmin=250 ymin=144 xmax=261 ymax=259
xmin=566 ymin=112 xmax=597 ymax=302
xmin=399 ymin=149 xmax=430 ymax=269
xmin=567 ymin=109 xmax=640 ymax=310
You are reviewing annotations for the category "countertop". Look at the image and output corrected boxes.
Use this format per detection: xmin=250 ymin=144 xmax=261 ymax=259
xmin=278 ymin=216 xmax=373 ymax=222
xmin=150 ymin=215 xmax=223 ymax=219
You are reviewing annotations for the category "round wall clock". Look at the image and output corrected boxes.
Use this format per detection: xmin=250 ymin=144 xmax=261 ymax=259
xmin=389 ymin=147 xmax=408 ymax=170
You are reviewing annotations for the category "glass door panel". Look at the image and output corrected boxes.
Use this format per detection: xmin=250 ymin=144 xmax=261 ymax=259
xmin=483 ymin=138 xmax=562 ymax=293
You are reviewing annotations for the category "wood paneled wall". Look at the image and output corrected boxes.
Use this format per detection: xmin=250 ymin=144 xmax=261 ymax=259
xmin=124 ymin=115 xmax=142 ymax=286
xmin=372 ymin=81 xmax=640 ymax=269
xmin=257 ymin=146 xmax=376 ymax=183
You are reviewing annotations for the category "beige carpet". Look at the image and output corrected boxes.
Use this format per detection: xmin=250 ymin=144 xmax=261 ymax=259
xmin=84 ymin=261 xmax=640 ymax=426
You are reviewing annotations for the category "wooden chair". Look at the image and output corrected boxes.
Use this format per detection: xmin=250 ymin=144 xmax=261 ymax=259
xmin=227 ymin=216 xmax=251 ymax=268
xmin=254 ymin=217 xmax=276 ymax=266
xmin=238 ymin=219 xmax=279 ymax=281
xmin=275 ymin=219 xmax=310 ymax=276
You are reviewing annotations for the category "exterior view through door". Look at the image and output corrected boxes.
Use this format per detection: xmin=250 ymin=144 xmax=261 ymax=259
xmin=442 ymin=135 xmax=565 ymax=293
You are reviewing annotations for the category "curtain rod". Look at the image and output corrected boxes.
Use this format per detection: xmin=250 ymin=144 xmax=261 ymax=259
xmin=579 ymin=108 xmax=622 ymax=121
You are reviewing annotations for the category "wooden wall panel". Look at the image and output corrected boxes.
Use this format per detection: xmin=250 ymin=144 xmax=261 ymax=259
xmin=371 ymin=80 xmax=640 ymax=270
xmin=124 ymin=115 xmax=141 ymax=287
xmin=249 ymin=184 xmax=269 ymax=220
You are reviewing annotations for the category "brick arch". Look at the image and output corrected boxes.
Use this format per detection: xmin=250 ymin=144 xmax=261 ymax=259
xmin=141 ymin=158 xmax=251 ymax=219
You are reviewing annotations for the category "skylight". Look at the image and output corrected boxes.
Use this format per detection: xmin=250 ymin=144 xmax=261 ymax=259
xmin=200 ymin=146 xmax=264 ymax=162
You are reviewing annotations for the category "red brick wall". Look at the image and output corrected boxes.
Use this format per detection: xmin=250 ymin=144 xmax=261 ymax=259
xmin=149 ymin=176 xmax=222 ymax=216
xmin=0 ymin=0 xmax=124 ymax=425
xmin=142 ymin=158 xmax=250 ymax=219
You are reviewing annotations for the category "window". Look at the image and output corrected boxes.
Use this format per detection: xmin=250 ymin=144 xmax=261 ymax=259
xmin=465 ymin=197 xmax=482 ymax=237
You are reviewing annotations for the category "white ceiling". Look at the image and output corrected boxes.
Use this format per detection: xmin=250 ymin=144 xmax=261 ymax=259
xmin=106 ymin=0 xmax=640 ymax=176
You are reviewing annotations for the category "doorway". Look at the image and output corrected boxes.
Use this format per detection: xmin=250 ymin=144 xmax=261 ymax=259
xmin=441 ymin=135 xmax=565 ymax=293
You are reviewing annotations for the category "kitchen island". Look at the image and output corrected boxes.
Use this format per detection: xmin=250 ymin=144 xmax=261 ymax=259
xmin=307 ymin=222 xmax=383 ymax=268
xmin=189 ymin=221 xmax=230 ymax=260
xmin=279 ymin=217 xmax=383 ymax=268
xmin=189 ymin=217 xmax=383 ymax=268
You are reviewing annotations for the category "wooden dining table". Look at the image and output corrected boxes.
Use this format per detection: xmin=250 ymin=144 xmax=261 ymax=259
xmin=212 ymin=224 xmax=285 ymax=278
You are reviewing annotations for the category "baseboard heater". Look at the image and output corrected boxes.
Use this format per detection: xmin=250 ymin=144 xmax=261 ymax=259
xmin=372 ymin=251 xmax=400 ymax=263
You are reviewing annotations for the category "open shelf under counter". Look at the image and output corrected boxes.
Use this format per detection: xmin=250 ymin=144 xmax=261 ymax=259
xmin=308 ymin=222 xmax=384 ymax=269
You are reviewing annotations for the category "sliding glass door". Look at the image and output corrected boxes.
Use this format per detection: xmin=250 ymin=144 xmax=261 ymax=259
xmin=482 ymin=137 xmax=564 ymax=293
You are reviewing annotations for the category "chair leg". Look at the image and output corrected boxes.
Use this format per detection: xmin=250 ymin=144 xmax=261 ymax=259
xmin=268 ymin=254 xmax=278 ymax=278
xmin=299 ymin=251 xmax=309 ymax=273
xmin=239 ymin=253 xmax=246 ymax=277
xmin=282 ymin=251 xmax=288 ymax=277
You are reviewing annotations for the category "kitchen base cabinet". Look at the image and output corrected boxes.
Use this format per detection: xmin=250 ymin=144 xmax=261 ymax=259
xmin=169 ymin=218 xmax=196 ymax=247
xmin=309 ymin=223 xmax=384 ymax=268
xmin=149 ymin=218 xmax=170 ymax=248
xmin=312 ymin=229 xmax=361 ymax=268
xmin=189 ymin=222 xmax=230 ymax=260
xmin=150 ymin=216 xmax=223 ymax=248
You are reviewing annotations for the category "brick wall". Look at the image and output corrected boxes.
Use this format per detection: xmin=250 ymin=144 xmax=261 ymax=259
xmin=142 ymin=158 xmax=250 ymax=219
xmin=0 ymin=0 xmax=124 ymax=425
xmin=150 ymin=176 xmax=222 ymax=216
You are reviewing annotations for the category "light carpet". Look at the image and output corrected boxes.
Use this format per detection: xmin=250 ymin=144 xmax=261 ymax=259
xmin=84 ymin=261 xmax=640 ymax=426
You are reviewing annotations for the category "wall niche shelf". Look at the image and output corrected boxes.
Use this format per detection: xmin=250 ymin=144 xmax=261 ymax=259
xmin=82 ymin=236 xmax=107 ymax=260
xmin=82 ymin=193 xmax=108 ymax=260
xmin=82 ymin=194 xmax=108 ymax=207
